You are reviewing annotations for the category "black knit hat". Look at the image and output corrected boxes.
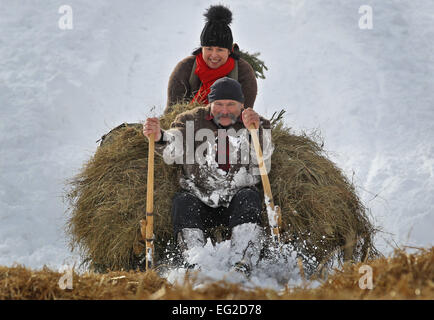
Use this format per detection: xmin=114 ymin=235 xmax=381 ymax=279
xmin=208 ymin=77 xmax=245 ymax=103
xmin=200 ymin=5 xmax=233 ymax=50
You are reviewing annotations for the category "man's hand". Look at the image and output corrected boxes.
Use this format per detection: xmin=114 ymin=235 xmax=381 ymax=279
xmin=143 ymin=117 xmax=162 ymax=141
xmin=242 ymin=108 xmax=260 ymax=129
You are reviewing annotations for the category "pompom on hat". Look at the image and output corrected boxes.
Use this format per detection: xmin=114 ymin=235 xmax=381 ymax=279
xmin=200 ymin=5 xmax=233 ymax=50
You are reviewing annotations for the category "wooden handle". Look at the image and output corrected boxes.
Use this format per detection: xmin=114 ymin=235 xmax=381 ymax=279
xmin=146 ymin=133 xmax=155 ymax=214
xmin=143 ymin=133 xmax=155 ymax=269
xmin=249 ymin=124 xmax=272 ymax=198
xmin=248 ymin=124 xmax=281 ymax=241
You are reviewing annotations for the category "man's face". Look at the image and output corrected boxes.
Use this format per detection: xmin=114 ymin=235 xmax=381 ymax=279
xmin=211 ymin=100 xmax=243 ymax=126
xmin=202 ymin=46 xmax=230 ymax=69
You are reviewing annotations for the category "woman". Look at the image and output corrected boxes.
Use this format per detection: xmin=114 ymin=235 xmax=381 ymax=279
xmin=165 ymin=5 xmax=257 ymax=114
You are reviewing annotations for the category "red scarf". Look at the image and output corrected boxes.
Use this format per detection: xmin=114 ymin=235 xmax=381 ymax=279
xmin=192 ymin=52 xmax=235 ymax=105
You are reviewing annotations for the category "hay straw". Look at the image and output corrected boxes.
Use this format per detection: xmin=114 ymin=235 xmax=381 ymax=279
xmin=65 ymin=103 xmax=378 ymax=272
xmin=1 ymin=247 xmax=432 ymax=299
xmin=269 ymin=122 xmax=379 ymax=269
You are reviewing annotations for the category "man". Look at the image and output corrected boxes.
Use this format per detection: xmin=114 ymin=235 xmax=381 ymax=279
xmin=165 ymin=4 xmax=257 ymax=114
xmin=144 ymin=78 xmax=273 ymax=276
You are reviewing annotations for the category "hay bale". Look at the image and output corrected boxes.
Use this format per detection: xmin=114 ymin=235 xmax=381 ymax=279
xmin=65 ymin=103 xmax=378 ymax=272
xmin=269 ymin=121 xmax=379 ymax=268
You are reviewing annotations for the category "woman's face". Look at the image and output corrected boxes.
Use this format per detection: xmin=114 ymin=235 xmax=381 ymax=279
xmin=202 ymin=46 xmax=230 ymax=69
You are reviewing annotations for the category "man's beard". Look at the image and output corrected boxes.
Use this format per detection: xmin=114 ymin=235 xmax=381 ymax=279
xmin=213 ymin=113 xmax=238 ymax=126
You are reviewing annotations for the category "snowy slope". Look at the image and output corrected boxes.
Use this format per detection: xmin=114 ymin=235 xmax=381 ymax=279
xmin=1 ymin=0 xmax=433 ymax=281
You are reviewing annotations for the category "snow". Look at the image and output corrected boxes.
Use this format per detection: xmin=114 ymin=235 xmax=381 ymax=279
xmin=164 ymin=236 xmax=305 ymax=291
xmin=264 ymin=195 xmax=279 ymax=228
xmin=1 ymin=0 xmax=433 ymax=290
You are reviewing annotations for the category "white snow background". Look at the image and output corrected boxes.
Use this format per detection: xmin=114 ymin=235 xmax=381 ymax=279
xmin=1 ymin=0 xmax=433 ymax=288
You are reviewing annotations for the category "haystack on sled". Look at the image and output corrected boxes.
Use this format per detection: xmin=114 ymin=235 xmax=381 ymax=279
xmin=65 ymin=103 xmax=378 ymax=273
